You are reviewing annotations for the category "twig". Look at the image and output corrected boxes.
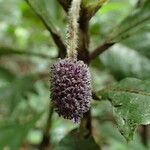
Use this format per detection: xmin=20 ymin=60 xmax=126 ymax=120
xmin=39 ymin=106 xmax=54 ymax=150
xmin=80 ymin=110 xmax=92 ymax=138
xmin=0 ymin=45 xmax=53 ymax=59
xmin=89 ymin=3 xmax=150 ymax=61
xmin=92 ymin=91 xmax=101 ymax=101
xmin=25 ymin=0 xmax=66 ymax=58
xmin=50 ymin=31 xmax=66 ymax=58
xmin=141 ymin=125 xmax=149 ymax=147
xmin=57 ymin=0 xmax=72 ymax=12
xmin=83 ymin=0 xmax=108 ymax=21
xmin=89 ymin=41 xmax=114 ymax=61
xmin=38 ymin=18 xmax=66 ymax=58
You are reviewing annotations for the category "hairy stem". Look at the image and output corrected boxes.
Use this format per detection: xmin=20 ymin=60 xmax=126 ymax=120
xmin=66 ymin=0 xmax=81 ymax=59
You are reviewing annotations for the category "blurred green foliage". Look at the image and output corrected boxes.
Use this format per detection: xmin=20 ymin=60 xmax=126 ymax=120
xmin=0 ymin=0 xmax=150 ymax=150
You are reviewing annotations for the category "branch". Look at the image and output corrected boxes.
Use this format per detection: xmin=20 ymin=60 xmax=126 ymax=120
xmin=92 ymin=91 xmax=101 ymax=101
xmin=0 ymin=45 xmax=53 ymax=59
xmin=57 ymin=0 xmax=107 ymax=21
xmin=50 ymin=31 xmax=66 ymax=58
xmin=57 ymin=0 xmax=72 ymax=12
xmin=141 ymin=125 xmax=149 ymax=147
xmin=89 ymin=41 xmax=115 ymax=61
xmin=25 ymin=0 xmax=66 ymax=58
xmin=90 ymin=15 xmax=150 ymax=61
xmin=83 ymin=0 xmax=108 ymax=21
xmin=80 ymin=110 xmax=92 ymax=138
xmin=39 ymin=106 xmax=54 ymax=150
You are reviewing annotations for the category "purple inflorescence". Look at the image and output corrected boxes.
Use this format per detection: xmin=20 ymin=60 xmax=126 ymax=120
xmin=50 ymin=58 xmax=92 ymax=123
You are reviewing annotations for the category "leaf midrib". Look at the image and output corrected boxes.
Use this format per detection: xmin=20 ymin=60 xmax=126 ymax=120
xmin=102 ymin=87 xmax=150 ymax=97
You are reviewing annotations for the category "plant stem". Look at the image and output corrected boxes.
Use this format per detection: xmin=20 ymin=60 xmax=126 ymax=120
xmin=25 ymin=0 xmax=66 ymax=58
xmin=141 ymin=125 xmax=149 ymax=147
xmin=0 ymin=45 xmax=54 ymax=59
xmin=57 ymin=0 xmax=72 ymax=12
xmin=89 ymin=41 xmax=114 ymax=61
xmin=77 ymin=5 xmax=92 ymax=136
xmin=39 ymin=106 xmax=54 ymax=150
xmin=80 ymin=110 xmax=92 ymax=138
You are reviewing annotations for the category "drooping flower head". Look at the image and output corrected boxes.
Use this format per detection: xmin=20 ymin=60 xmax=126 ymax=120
xmin=50 ymin=0 xmax=92 ymax=122
xmin=50 ymin=58 xmax=92 ymax=122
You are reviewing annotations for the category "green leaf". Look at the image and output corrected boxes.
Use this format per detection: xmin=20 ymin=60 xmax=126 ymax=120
xmin=97 ymin=78 xmax=150 ymax=141
xmin=55 ymin=129 xmax=100 ymax=150
xmin=83 ymin=0 xmax=108 ymax=20
xmin=0 ymin=66 xmax=16 ymax=82
xmin=0 ymin=76 xmax=37 ymax=112
xmin=122 ymin=26 xmax=150 ymax=59
xmin=100 ymin=122 xmax=147 ymax=150
xmin=109 ymin=0 xmax=150 ymax=42
xmin=0 ymin=114 xmax=40 ymax=150
xmin=100 ymin=44 xmax=150 ymax=80
xmin=90 ymin=57 xmax=104 ymax=69
xmin=25 ymin=0 xmax=59 ymax=33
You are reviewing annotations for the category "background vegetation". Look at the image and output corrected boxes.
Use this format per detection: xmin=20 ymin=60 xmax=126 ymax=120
xmin=0 ymin=0 xmax=150 ymax=150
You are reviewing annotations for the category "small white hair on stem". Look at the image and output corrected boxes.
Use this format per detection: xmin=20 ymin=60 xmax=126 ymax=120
xmin=66 ymin=0 xmax=81 ymax=59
